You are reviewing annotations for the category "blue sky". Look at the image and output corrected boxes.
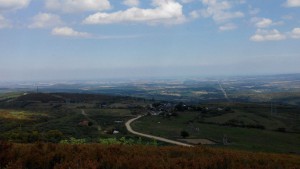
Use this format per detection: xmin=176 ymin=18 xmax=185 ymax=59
xmin=0 ymin=0 xmax=300 ymax=81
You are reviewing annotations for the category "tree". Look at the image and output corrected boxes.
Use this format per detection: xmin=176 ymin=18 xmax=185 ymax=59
xmin=180 ymin=130 xmax=189 ymax=138
xmin=88 ymin=121 xmax=93 ymax=126
xmin=175 ymin=102 xmax=187 ymax=111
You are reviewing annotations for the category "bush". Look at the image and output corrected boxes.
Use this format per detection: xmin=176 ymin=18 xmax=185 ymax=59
xmin=60 ymin=137 xmax=87 ymax=144
xmin=276 ymin=128 xmax=286 ymax=133
xmin=180 ymin=130 xmax=189 ymax=138
xmin=46 ymin=130 xmax=63 ymax=143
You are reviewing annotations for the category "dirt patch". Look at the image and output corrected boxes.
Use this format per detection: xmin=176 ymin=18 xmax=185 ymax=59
xmin=179 ymin=139 xmax=216 ymax=145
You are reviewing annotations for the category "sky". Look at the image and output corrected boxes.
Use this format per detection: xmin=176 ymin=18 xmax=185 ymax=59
xmin=0 ymin=0 xmax=300 ymax=81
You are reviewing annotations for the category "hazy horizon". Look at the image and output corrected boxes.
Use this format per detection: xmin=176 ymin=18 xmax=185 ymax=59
xmin=1 ymin=0 xmax=300 ymax=81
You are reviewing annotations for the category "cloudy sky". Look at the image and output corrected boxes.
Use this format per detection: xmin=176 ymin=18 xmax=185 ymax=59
xmin=0 ymin=0 xmax=300 ymax=81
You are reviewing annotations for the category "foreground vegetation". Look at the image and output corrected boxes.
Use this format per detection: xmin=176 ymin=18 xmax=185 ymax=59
xmin=1 ymin=142 xmax=300 ymax=169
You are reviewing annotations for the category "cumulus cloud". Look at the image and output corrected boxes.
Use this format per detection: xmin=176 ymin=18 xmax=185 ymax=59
xmin=250 ymin=29 xmax=286 ymax=42
xmin=289 ymin=28 xmax=300 ymax=39
xmin=285 ymin=0 xmax=300 ymax=7
xmin=0 ymin=15 xmax=11 ymax=28
xmin=0 ymin=0 xmax=30 ymax=10
xmin=83 ymin=0 xmax=185 ymax=25
xmin=123 ymin=0 xmax=139 ymax=7
xmin=52 ymin=27 xmax=90 ymax=38
xmin=45 ymin=0 xmax=111 ymax=13
xmin=251 ymin=17 xmax=273 ymax=28
xmin=219 ymin=23 xmax=237 ymax=31
xmin=251 ymin=27 xmax=300 ymax=41
xmin=200 ymin=0 xmax=244 ymax=23
xmin=251 ymin=17 xmax=283 ymax=29
xmin=29 ymin=13 xmax=63 ymax=29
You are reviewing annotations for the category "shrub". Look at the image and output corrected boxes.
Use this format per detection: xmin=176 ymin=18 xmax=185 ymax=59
xmin=1 ymin=142 xmax=300 ymax=169
xmin=180 ymin=130 xmax=189 ymax=138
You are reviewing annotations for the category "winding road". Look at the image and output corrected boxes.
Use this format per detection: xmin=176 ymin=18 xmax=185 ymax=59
xmin=125 ymin=115 xmax=193 ymax=147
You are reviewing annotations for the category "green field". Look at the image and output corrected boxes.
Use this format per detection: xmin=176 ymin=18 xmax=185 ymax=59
xmin=132 ymin=106 xmax=300 ymax=153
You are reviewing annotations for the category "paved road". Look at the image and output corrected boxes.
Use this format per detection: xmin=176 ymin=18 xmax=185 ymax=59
xmin=125 ymin=115 xmax=193 ymax=147
xmin=218 ymin=81 xmax=229 ymax=101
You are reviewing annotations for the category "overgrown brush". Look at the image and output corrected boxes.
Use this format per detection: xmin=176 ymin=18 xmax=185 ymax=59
xmin=1 ymin=142 xmax=300 ymax=169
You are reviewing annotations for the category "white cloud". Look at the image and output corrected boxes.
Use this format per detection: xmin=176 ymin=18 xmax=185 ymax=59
xmin=251 ymin=17 xmax=284 ymax=29
xmin=123 ymin=0 xmax=140 ymax=7
xmin=219 ymin=23 xmax=237 ymax=31
xmin=251 ymin=28 xmax=300 ymax=41
xmin=0 ymin=15 xmax=11 ymax=28
xmin=250 ymin=29 xmax=286 ymax=42
xmin=200 ymin=0 xmax=244 ymax=23
xmin=289 ymin=28 xmax=300 ymax=39
xmin=83 ymin=0 xmax=185 ymax=25
xmin=0 ymin=0 xmax=30 ymax=10
xmin=285 ymin=0 xmax=300 ymax=7
xmin=251 ymin=17 xmax=273 ymax=28
xmin=29 ymin=13 xmax=63 ymax=29
xmin=45 ymin=0 xmax=111 ymax=13
xmin=52 ymin=27 xmax=90 ymax=38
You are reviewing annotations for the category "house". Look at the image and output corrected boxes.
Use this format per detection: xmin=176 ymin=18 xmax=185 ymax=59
xmin=78 ymin=120 xmax=89 ymax=126
xmin=113 ymin=130 xmax=120 ymax=134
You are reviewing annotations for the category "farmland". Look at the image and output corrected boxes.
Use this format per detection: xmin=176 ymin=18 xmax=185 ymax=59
xmin=132 ymin=113 xmax=300 ymax=153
